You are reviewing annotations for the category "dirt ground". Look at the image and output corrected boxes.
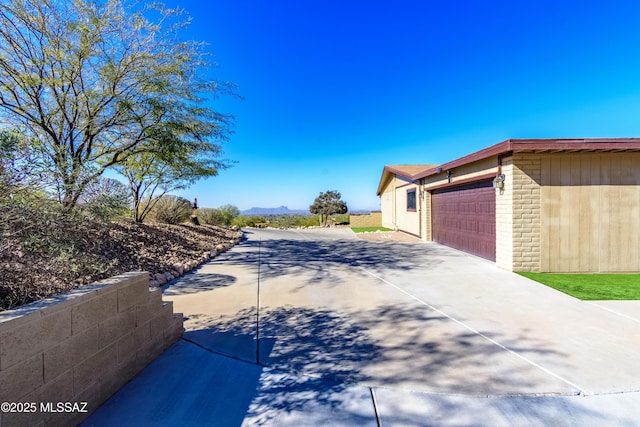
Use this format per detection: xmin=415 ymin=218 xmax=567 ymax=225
xmin=1 ymin=220 xmax=242 ymax=311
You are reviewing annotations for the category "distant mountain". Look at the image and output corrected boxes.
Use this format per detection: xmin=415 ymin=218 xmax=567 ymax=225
xmin=241 ymin=206 xmax=309 ymax=215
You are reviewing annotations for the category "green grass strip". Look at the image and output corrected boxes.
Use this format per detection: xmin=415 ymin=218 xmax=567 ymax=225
xmin=351 ymin=226 xmax=394 ymax=233
xmin=518 ymin=272 xmax=640 ymax=300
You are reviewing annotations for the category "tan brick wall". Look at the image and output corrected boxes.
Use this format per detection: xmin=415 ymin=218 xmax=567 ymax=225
xmin=349 ymin=212 xmax=382 ymax=228
xmin=495 ymin=157 xmax=514 ymax=270
xmin=421 ymin=188 xmax=431 ymax=241
xmin=0 ymin=272 xmax=183 ymax=427
xmin=512 ymin=154 xmax=542 ymax=271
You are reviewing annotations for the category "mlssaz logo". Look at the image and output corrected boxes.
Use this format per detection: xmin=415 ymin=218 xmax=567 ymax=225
xmin=40 ymin=402 xmax=88 ymax=413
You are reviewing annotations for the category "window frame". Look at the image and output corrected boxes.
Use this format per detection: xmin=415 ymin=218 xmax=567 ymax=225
xmin=406 ymin=188 xmax=417 ymax=211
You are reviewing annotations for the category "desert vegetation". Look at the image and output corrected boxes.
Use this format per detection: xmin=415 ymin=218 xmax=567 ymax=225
xmin=0 ymin=0 xmax=240 ymax=311
xmin=0 ymin=188 xmax=242 ymax=311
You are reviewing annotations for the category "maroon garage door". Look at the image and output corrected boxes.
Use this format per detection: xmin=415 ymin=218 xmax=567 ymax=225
xmin=431 ymin=180 xmax=496 ymax=261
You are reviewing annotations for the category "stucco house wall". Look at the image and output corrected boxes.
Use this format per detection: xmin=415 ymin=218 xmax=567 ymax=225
xmin=378 ymin=167 xmax=429 ymax=236
xmin=379 ymin=177 xmax=420 ymax=235
xmin=394 ymin=182 xmax=420 ymax=237
xmin=380 ymin=177 xmax=396 ymax=230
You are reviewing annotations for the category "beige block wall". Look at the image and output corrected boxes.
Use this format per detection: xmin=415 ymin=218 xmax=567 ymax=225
xmin=0 ymin=272 xmax=183 ymax=427
xmin=350 ymin=212 xmax=382 ymax=228
xmin=495 ymin=157 xmax=514 ymax=270
xmin=421 ymin=189 xmax=431 ymax=241
xmin=512 ymin=154 xmax=542 ymax=272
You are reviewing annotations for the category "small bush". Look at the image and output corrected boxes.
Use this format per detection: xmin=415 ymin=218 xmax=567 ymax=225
xmin=296 ymin=216 xmax=321 ymax=227
xmin=198 ymin=208 xmax=223 ymax=225
xmin=218 ymin=204 xmax=240 ymax=226
xmin=150 ymin=195 xmax=192 ymax=224
xmin=0 ymin=196 xmax=113 ymax=310
xmin=333 ymin=213 xmax=350 ymax=225
xmin=232 ymin=215 xmax=266 ymax=227
xmin=78 ymin=177 xmax=131 ymax=222
xmin=197 ymin=205 xmax=239 ymax=226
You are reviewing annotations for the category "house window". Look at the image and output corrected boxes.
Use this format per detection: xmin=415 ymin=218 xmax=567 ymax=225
xmin=407 ymin=189 xmax=416 ymax=211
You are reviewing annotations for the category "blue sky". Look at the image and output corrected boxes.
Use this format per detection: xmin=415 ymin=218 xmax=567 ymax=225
xmin=164 ymin=1 xmax=640 ymax=211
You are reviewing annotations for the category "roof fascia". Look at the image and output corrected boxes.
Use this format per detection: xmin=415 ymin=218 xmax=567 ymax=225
xmin=415 ymin=138 xmax=640 ymax=180
xmin=376 ymin=165 xmax=427 ymax=196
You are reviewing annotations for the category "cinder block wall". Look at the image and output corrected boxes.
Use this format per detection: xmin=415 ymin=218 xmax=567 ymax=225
xmin=421 ymin=190 xmax=431 ymax=241
xmin=350 ymin=211 xmax=382 ymax=228
xmin=495 ymin=157 xmax=514 ymax=270
xmin=512 ymin=154 xmax=542 ymax=271
xmin=0 ymin=272 xmax=183 ymax=427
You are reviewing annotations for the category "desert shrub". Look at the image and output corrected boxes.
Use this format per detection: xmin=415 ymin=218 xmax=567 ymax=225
xmin=296 ymin=215 xmax=321 ymax=227
xmin=197 ymin=205 xmax=239 ymax=226
xmin=150 ymin=195 xmax=192 ymax=224
xmin=198 ymin=208 xmax=223 ymax=225
xmin=0 ymin=196 xmax=114 ymax=310
xmin=333 ymin=213 xmax=350 ymax=225
xmin=78 ymin=177 xmax=131 ymax=222
xmin=218 ymin=204 xmax=240 ymax=226
xmin=232 ymin=215 xmax=265 ymax=227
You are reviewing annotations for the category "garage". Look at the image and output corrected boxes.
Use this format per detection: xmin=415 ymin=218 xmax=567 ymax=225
xmin=431 ymin=180 xmax=496 ymax=261
xmin=378 ymin=139 xmax=640 ymax=272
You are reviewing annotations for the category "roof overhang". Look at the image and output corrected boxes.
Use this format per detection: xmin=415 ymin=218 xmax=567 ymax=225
xmin=376 ymin=165 xmax=435 ymax=196
xmin=414 ymin=138 xmax=640 ymax=180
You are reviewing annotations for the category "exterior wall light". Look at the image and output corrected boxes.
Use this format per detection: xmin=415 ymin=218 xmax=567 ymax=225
xmin=493 ymin=174 xmax=506 ymax=189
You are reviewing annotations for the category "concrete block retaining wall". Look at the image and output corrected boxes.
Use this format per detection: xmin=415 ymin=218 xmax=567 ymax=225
xmin=0 ymin=272 xmax=183 ymax=427
xmin=350 ymin=211 xmax=382 ymax=228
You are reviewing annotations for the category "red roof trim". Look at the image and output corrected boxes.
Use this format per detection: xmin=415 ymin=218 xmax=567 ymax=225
xmin=383 ymin=165 xmax=435 ymax=180
xmin=414 ymin=138 xmax=640 ymax=180
xmin=376 ymin=164 xmax=435 ymax=195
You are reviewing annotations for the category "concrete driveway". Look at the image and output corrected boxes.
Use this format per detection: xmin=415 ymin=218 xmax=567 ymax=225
xmin=84 ymin=228 xmax=640 ymax=426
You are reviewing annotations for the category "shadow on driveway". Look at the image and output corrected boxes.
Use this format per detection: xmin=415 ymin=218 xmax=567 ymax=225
xmin=185 ymin=302 xmax=573 ymax=396
xmin=163 ymin=272 xmax=237 ymax=296
xmin=84 ymin=229 xmax=639 ymax=426
xmin=222 ymin=234 xmax=466 ymax=287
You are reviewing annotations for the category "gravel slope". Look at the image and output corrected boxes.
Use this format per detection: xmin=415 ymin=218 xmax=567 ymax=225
xmin=0 ymin=220 xmax=242 ymax=311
